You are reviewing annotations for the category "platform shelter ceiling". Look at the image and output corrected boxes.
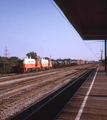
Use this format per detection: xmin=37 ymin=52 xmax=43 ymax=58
xmin=54 ymin=0 xmax=107 ymax=40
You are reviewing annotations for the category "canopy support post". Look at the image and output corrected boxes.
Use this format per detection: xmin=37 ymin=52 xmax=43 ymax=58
xmin=105 ymin=40 xmax=107 ymax=73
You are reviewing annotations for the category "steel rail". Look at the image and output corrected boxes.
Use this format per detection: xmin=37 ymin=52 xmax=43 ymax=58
xmin=9 ymin=68 xmax=96 ymax=120
xmin=0 ymin=64 xmax=95 ymax=80
xmin=0 ymin=68 xmax=87 ymax=108
xmin=0 ymin=66 xmax=72 ymax=80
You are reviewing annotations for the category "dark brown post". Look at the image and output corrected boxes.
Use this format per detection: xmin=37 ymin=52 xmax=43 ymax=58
xmin=105 ymin=40 xmax=107 ymax=72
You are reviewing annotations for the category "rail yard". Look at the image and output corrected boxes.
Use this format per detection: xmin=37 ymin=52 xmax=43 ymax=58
xmin=0 ymin=63 xmax=97 ymax=120
xmin=1 ymin=0 xmax=107 ymax=120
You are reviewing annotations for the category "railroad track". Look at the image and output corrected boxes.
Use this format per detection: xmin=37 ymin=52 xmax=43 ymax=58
xmin=0 ymin=64 xmax=95 ymax=81
xmin=0 ymin=66 xmax=76 ymax=79
xmin=0 ymin=64 xmax=98 ymax=120
xmin=10 ymin=67 xmax=97 ymax=120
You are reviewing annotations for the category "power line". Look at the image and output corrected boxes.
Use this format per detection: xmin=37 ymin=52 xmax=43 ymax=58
xmin=49 ymin=0 xmax=78 ymax=33
xmin=85 ymin=41 xmax=99 ymax=44
xmin=49 ymin=0 xmax=99 ymax=60
xmin=82 ymin=41 xmax=99 ymax=60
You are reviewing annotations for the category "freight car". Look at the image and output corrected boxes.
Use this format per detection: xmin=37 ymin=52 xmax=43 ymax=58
xmin=67 ymin=59 xmax=77 ymax=66
xmin=57 ymin=60 xmax=65 ymax=67
xmin=16 ymin=56 xmax=52 ymax=73
xmin=51 ymin=59 xmax=58 ymax=68
xmin=51 ymin=59 xmax=65 ymax=68
xmin=51 ymin=59 xmax=77 ymax=68
xmin=63 ymin=59 xmax=70 ymax=67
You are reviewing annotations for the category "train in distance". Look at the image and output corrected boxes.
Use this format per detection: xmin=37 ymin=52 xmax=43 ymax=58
xmin=12 ymin=56 xmax=95 ymax=73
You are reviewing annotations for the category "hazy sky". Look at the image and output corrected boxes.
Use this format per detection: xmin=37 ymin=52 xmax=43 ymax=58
xmin=0 ymin=0 xmax=104 ymax=61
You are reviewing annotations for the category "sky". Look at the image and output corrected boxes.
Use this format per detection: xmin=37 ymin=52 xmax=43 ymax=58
xmin=0 ymin=0 xmax=105 ymax=61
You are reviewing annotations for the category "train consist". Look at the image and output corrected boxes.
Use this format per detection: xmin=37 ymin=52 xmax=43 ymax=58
xmin=14 ymin=56 xmax=95 ymax=73
xmin=15 ymin=56 xmax=52 ymax=72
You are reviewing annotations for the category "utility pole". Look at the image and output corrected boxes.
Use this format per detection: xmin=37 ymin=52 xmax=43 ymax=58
xmin=50 ymin=55 xmax=51 ymax=58
xmin=4 ymin=47 xmax=9 ymax=73
xmin=101 ymin=49 xmax=103 ymax=62
xmin=5 ymin=47 xmax=8 ymax=58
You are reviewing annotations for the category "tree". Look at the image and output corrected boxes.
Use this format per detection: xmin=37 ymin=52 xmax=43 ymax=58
xmin=26 ymin=51 xmax=37 ymax=58
xmin=0 ymin=56 xmax=18 ymax=74
xmin=7 ymin=57 xmax=18 ymax=73
xmin=0 ymin=56 xmax=5 ymax=75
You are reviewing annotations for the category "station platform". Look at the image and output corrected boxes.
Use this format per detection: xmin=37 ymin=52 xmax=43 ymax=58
xmin=57 ymin=64 xmax=107 ymax=120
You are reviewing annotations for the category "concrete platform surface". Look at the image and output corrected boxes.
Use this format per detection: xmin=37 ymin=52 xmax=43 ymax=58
xmin=57 ymin=64 xmax=107 ymax=120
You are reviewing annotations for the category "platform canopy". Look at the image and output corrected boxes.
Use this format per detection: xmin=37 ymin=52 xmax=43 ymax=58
xmin=54 ymin=0 xmax=107 ymax=40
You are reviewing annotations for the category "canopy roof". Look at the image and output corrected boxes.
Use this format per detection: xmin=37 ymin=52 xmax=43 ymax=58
xmin=54 ymin=0 xmax=107 ymax=40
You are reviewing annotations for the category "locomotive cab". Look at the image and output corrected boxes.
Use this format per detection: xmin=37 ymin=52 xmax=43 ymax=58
xmin=43 ymin=57 xmax=52 ymax=69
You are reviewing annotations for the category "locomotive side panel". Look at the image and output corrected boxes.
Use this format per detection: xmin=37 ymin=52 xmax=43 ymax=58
xmin=43 ymin=57 xmax=52 ymax=68
xmin=41 ymin=58 xmax=49 ymax=70
xmin=23 ymin=58 xmax=36 ymax=72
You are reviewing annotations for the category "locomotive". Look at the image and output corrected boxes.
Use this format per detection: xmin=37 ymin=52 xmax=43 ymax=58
xmin=16 ymin=56 xmax=52 ymax=73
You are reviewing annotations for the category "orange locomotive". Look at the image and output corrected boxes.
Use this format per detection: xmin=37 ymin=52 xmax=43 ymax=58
xmin=16 ymin=56 xmax=52 ymax=73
